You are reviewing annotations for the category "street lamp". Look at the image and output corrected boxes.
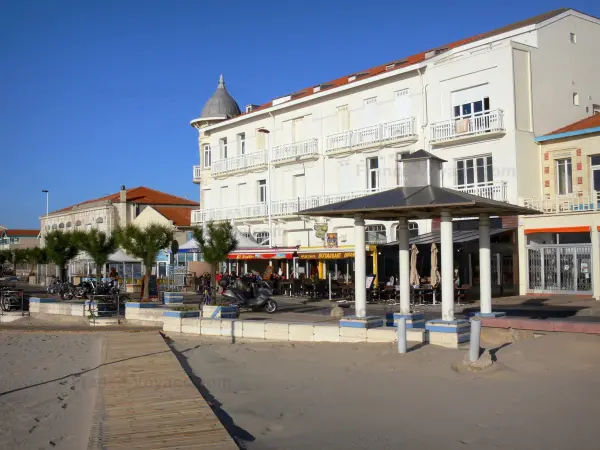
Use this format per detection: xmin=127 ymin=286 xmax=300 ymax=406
xmin=42 ymin=190 xmax=49 ymax=232
xmin=257 ymin=128 xmax=272 ymax=247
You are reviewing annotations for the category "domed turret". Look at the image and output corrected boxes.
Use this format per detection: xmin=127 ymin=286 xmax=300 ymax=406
xmin=200 ymin=75 xmax=241 ymax=119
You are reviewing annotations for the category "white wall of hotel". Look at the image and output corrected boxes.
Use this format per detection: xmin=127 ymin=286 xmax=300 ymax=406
xmin=190 ymin=11 xmax=600 ymax=250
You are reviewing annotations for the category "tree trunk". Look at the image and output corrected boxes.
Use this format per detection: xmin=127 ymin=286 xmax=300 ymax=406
xmin=142 ymin=268 xmax=152 ymax=301
xmin=213 ymin=263 xmax=218 ymax=305
xmin=96 ymin=265 xmax=102 ymax=285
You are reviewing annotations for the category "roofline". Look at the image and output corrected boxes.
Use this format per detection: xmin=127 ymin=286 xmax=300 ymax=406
xmin=190 ymin=116 xmax=228 ymax=127
xmin=198 ymin=61 xmax=427 ymax=132
xmin=196 ymin=9 xmax=592 ymax=133
xmin=535 ymin=126 xmax=600 ymax=143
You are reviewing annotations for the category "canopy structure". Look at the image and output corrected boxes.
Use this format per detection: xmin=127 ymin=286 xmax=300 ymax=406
xmin=108 ymin=249 xmax=141 ymax=263
xmin=178 ymin=227 xmax=266 ymax=254
xmin=384 ymin=228 xmax=514 ymax=246
xmin=299 ymin=185 xmax=536 ymax=220
xmin=299 ymin=184 xmax=539 ymax=325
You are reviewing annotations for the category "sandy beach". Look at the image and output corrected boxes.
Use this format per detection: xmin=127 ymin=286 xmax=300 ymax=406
xmin=0 ymin=332 xmax=102 ymax=450
xmin=169 ymin=333 xmax=600 ymax=450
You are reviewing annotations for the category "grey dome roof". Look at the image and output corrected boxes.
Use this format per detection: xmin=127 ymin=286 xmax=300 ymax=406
xmin=200 ymin=75 xmax=241 ymax=119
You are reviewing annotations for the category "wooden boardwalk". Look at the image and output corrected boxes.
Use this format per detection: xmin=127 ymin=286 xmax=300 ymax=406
xmin=89 ymin=332 xmax=237 ymax=449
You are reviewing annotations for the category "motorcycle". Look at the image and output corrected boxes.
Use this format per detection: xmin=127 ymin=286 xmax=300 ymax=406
xmin=222 ymin=279 xmax=278 ymax=313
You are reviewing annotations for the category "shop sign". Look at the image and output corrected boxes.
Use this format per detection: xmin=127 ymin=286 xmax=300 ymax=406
xmin=299 ymin=252 xmax=355 ymax=260
xmin=326 ymin=233 xmax=338 ymax=248
xmin=227 ymin=253 xmax=292 ymax=260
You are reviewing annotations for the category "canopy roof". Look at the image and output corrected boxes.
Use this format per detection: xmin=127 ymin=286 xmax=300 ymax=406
xmin=108 ymin=249 xmax=141 ymax=263
xmin=384 ymin=228 xmax=513 ymax=246
xmin=299 ymin=185 xmax=537 ymax=220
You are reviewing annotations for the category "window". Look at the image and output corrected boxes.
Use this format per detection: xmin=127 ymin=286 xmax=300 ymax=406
xmin=10 ymin=237 xmax=20 ymax=244
xmin=254 ymin=231 xmax=270 ymax=246
xmin=456 ymin=155 xmax=493 ymax=187
xmin=75 ymin=220 xmax=82 ymax=227
xmin=365 ymin=224 xmax=386 ymax=244
xmin=337 ymin=105 xmax=350 ymax=131
xmin=203 ymin=144 xmax=211 ymax=168
xmin=96 ymin=217 xmax=104 ymax=224
xmin=396 ymin=151 xmax=410 ymax=186
xmin=66 ymin=222 xmax=72 ymax=228
xmin=237 ymin=133 xmax=246 ymax=155
xmin=395 ymin=222 xmax=419 ymax=240
xmin=52 ymin=224 xmax=57 ymax=230
xmin=219 ymin=138 xmax=228 ymax=159
xmin=454 ymin=97 xmax=490 ymax=119
xmin=59 ymin=223 xmax=64 ymax=229
xmin=556 ymin=158 xmax=573 ymax=195
xmin=573 ymin=93 xmax=579 ymax=106
xmin=258 ymin=179 xmax=267 ymax=203
xmin=570 ymin=32 xmax=577 ymax=44
xmin=591 ymin=155 xmax=600 ymax=192
xmin=367 ymin=157 xmax=379 ymax=190
xmin=292 ymin=117 xmax=304 ymax=142
xmin=256 ymin=129 xmax=266 ymax=150
xmin=364 ymin=97 xmax=377 ymax=126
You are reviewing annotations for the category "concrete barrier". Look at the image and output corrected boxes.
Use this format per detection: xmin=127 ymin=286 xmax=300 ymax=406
xmin=162 ymin=317 xmax=428 ymax=346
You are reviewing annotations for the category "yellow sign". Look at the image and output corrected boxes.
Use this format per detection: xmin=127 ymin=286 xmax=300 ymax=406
xmin=299 ymin=252 xmax=355 ymax=260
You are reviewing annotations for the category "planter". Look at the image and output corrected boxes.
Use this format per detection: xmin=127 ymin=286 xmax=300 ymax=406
xmin=162 ymin=292 xmax=184 ymax=305
xmin=202 ymin=304 xmax=239 ymax=319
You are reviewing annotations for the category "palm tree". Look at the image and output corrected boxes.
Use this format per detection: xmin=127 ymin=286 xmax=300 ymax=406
xmin=192 ymin=221 xmax=238 ymax=302
xmin=116 ymin=224 xmax=172 ymax=301
xmin=0 ymin=250 xmax=11 ymax=274
xmin=77 ymin=229 xmax=118 ymax=283
xmin=45 ymin=230 xmax=81 ymax=280
xmin=23 ymin=247 xmax=47 ymax=276
xmin=9 ymin=249 xmax=28 ymax=274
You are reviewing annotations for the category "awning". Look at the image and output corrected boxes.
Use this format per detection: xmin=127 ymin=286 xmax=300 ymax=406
xmin=299 ymin=251 xmax=355 ymax=260
xmin=384 ymin=228 xmax=514 ymax=246
xmin=525 ymin=226 xmax=590 ymax=235
xmin=178 ymin=239 xmax=200 ymax=253
xmin=227 ymin=247 xmax=299 ymax=260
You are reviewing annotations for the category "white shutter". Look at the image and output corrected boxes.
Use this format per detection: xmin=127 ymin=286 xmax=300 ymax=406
xmin=236 ymin=183 xmax=246 ymax=205
xmin=293 ymin=174 xmax=306 ymax=198
xmin=220 ymin=186 xmax=229 ymax=207
xmin=338 ymin=161 xmax=353 ymax=193
xmin=282 ymin=120 xmax=293 ymax=144
xmin=337 ymin=105 xmax=350 ymax=132
xmin=395 ymin=89 xmax=411 ymax=118
xmin=255 ymin=130 xmax=266 ymax=150
xmin=364 ymin=97 xmax=377 ymax=126
xmin=202 ymin=190 xmax=211 ymax=210
xmin=292 ymin=117 xmax=305 ymax=142
xmin=451 ymin=85 xmax=488 ymax=106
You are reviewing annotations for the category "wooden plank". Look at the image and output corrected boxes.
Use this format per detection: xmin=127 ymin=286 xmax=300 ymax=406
xmin=89 ymin=332 xmax=237 ymax=450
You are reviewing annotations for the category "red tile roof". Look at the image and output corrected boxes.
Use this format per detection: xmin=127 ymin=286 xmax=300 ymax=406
xmin=543 ymin=113 xmax=600 ymax=137
xmin=4 ymin=229 xmax=40 ymax=237
xmin=51 ymin=186 xmax=199 ymax=215
xmin=200 ymin=8 xmax=569 ymax=126
xmin=154 ymin=207 xmax=193 ymax=227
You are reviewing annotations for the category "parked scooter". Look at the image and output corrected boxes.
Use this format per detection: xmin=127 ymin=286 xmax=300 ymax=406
xmin=222 ymin=278 xmax=278 ymax=313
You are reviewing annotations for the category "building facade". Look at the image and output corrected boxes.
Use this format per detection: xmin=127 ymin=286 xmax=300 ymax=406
xmin=520 ymin=113 xmax=600 ymax=298
xmin=0 ymin=229 xmax=40 ymax=251
xmin=190 ymin=9 xmax=600 ymax=280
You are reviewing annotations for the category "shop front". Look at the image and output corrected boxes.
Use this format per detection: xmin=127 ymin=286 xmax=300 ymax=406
xmin=226 ymin=247 xmax=298 ymax=276
xmin=296 ymin=245 xmax=378 ymax=282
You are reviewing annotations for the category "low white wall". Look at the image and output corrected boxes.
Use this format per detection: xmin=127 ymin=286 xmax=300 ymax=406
xmin=29 ymin=301 xmax=85 ymax=317
xmin=125 ymin=306 xmax=169 ymax=326
xmin=163 ymin=317 xmax=427 ymax=344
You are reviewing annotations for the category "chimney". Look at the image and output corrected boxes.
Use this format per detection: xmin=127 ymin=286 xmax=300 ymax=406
xmin=120 ymin=185 xmax=126 ymax=203
xmin=245 ymin=104 xmax=259 ymax=113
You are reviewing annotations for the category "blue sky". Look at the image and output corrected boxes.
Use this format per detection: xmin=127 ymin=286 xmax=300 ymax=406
xmin=0 ymin=0 xmax=598 ymax=228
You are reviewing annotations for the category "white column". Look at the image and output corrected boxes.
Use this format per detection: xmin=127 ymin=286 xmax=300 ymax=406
xmin=244 ymin=261 xmax=248 ymax=274
xmin=479 ymin=213 xmax=492 ymax=314
xmin=398 ymin=218 xmax=410 ymax=315
xmin=354 ymin=216 xmax=367 ymax=318
xmin=440 ymin=211 xmax=454 ymax=321
xmin=285 ymin=260 xmax=289 ymax=278
xmin=592 ymin=227 xmax=600 ymax=300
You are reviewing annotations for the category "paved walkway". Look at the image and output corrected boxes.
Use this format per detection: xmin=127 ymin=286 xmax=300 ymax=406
xmin=89 ymin=331 xmax=237 ymax=449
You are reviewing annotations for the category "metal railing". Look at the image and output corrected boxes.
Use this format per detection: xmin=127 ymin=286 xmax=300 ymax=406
xmin=272 ymin=138 xmax=319 ymax=163
xmin=193 ymin=165 xmax=202 ymax=181
xmin=453 ymin=181 xmax=508 ymax=202
xmin=326 ymin=118 xmax=416 ymax=153
xmin=430 ymin=109 xmax=505 ymax=143
xmin=524 ymin=191 xmax=600 ymax=214
xmin=192 ymin=186 xmax=393 ymax=223
xmin=211 ymin=150 xmax=268 ymax=176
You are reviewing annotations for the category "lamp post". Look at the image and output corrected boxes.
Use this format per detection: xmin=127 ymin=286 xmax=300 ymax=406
xmin=42 ymin=189 xmax=49 ymax=284
xmin=257 ymin=128 xmax=272 ymax=247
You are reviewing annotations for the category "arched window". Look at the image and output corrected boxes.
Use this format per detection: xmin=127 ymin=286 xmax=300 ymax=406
xmin=66 ymin=222 xmax=72 ymax=228
xmin=96 ymin=217 xmax=104 ymax=224
xmin=254 ymin=231 xmax=270 ymax=246
xmin=59 ymin=223 xmax=65 ymax=229
xmin=365 ymin=224 xmax=386 ymax=244
xmin=395 ymin=222 xmax=419 ymax=240
xmin=51 ymin=224 xmax=57 ymax=230
xmin=75 ymin=220 xmax=82 ymax=227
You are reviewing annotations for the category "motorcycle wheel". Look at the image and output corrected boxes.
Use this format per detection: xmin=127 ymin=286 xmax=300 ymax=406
xmin=0 ymin=297 xmax=10 ymax=312
xmin=264 ymin=299 xmax=278 ymax=314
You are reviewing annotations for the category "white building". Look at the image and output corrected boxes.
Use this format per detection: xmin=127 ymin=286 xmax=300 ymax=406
xmin=190 ymin=8 xmax=600 ymax=281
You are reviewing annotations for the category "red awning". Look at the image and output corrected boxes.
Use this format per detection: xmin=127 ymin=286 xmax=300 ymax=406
xmin=227 ymin=252 xmax=294 ymax=260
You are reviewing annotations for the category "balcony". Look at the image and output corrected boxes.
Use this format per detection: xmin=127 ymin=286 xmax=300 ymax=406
xmin=453 ymin=181 xmax=508 ymax=202
xmin=192 ymin=186 xmax=393 ymax=224
xmin=192 ymin=202 xmax=268 ymax=223
xmin=430 ymin=109 xmax=505 ymax=146
xmin=193 ymin=165 xmax=202 ymax=183
xmin=271 ymin=138 xmax=319 ymax=166
xmin=211 ymin=150 xmax=268 ymax=178
xmin=325 ymin=118 xmax=417 ymax=157
xmin=523 ymin=192 xmax=600 ymax=215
